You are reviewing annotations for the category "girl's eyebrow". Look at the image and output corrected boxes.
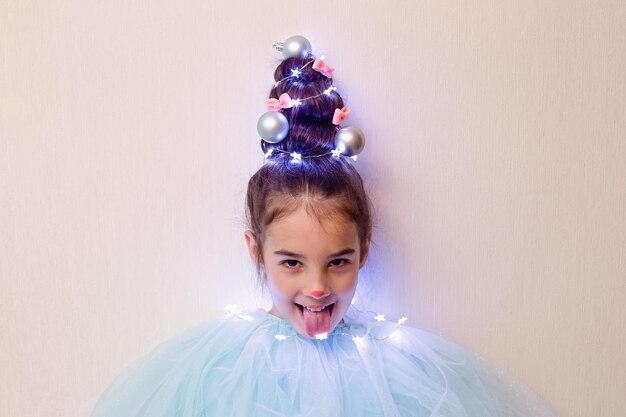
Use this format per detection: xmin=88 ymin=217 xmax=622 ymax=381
xmin=273 ymin=250 xmax=304 ymax=258
xmin=273 ymin=248 xmax=356 ymax=258
xmin=329 ymin=248 xmax=356 ymax=257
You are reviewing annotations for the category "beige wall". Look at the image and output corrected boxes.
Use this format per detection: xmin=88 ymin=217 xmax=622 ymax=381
xmin=1 ymin=1 xmax=624 ymax=416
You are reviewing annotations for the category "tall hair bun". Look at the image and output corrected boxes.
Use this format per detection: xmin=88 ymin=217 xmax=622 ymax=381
xmin=256 ymin=35 xmax=366 ymax=163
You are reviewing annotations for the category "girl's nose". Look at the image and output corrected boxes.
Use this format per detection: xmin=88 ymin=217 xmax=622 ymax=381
xmin=311 ymin=290 xmax=327 ymax=298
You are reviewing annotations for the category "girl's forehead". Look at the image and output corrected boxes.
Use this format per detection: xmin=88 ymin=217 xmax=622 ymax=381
xmin=265 ymin=206 xmax=357 ymax=246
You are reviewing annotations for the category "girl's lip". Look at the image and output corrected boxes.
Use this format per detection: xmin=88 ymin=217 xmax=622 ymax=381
xmin=295 ymin=301 xmax=335 ymax=309
xmin=294 ymin=302 xmax=336 ymax=318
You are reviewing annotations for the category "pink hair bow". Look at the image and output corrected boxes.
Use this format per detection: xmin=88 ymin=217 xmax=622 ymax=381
xmin=332 ymin=106 xmax=351 ymax=125
xmin=312 ymin=56 xmax=335 ymax=78
xmin=265 ymin=93 xmax=294 ymax=111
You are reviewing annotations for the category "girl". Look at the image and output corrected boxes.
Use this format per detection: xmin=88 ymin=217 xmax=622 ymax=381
xmin=91 ymin=36 xmax=561 ymax=416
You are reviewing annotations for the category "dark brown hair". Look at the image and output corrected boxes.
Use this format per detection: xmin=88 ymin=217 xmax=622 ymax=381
xmin=245 ymin=55 xmax=374 ymax=285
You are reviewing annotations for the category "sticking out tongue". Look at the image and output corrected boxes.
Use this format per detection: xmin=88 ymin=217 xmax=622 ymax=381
xmin=302 ymin=306 xmax=332 ymax=337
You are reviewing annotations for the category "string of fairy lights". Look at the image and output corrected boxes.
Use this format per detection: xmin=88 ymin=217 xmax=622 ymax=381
xmin=223 ymin=300 xmax=409 ymax=344
xmin=257 ymin=35 xmax=366 ymax=162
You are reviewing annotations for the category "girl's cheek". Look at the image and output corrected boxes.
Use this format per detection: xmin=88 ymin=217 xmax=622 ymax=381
xmin=332 ymin=271 xmax=358 ymax=290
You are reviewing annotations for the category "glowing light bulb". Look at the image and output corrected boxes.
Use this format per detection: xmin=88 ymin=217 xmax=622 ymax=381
xmin=375 ymin=313 xmax=386 ymax=322
xmin=290 ymin=152 xmax=302 ymax=163
xmin=323 ymin=86 xmax=337 ymax=96
xmin=275 ymin=334 xmax=287 ymax=341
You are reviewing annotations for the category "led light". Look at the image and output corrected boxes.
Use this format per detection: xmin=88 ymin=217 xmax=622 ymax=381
xmin=291 ymin=68 xmax=301 ymax=78
xmin=351 ymin=155 xmax=358 ymax=161
xmin=242 ymin=315 xmax=254 ymax=321
xmin=352 ymin=335 xmax=364 ymax=344
xmin=397 ymin=317 xmax=408 ymax=325
xmin=351 ymin=297 xmax=357 ymax=305
xmin=275 ymin=334 xmax=287 ymax=341
xmin=290 ymin=152 xmax=302 ymax=163
xmin=292 ymin=98 xmax=302 ymax=106
xmin=264 ymin=149 xmax=274 ymax=159
xmin=323 ymin=86 xmax=337 ymax=96
xmin=331 ymin=148 xmax=343 ymax=158
xmin=375 ymin=313 xmax=386 ymax=322
xmin=315 ymin=333 xmax=328 ymax=340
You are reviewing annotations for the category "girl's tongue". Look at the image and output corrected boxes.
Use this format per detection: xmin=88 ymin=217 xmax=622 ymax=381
xmin=301 ymin=305 xmax=332 ymax=337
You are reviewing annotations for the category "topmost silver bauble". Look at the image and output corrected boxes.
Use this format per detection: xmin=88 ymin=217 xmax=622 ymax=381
xmin=273 ymin=35 xmax=312 ymax=58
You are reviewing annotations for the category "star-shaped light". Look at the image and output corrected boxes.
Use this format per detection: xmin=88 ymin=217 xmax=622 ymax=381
xmin=324 ymin=86 xmax=337 ymax=96
xmin=315 ymin=333 xmax=328 ymax=340
xmin=375 ymin=313 xmax=386 ymax=322
xmin=291 ymin=68 xmax=301 ymax=77
xmin=290 ymin=152 xmax=302 ymax=163
xmin=292 ymin=98 xmax=302 ymax=106
xmin=331 ymin=148 xmax=343 ymax=158
xmin=352 ymin=335 xmax=365 ymax=344
xmin=397 ymin=317 xmax=408 ymax=325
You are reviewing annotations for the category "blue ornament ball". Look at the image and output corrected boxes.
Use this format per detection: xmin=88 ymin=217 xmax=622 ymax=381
xmin=257 ymin=111 xmax=289 ymax=144
xmin=282 ymin=35 xmax=312 ymax=58
xmin=335 ymin=126 xmax=365 ymax=156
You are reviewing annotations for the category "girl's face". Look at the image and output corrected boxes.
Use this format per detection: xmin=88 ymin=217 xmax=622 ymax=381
xmin=245 ymin=205 xmax=370 ymax=339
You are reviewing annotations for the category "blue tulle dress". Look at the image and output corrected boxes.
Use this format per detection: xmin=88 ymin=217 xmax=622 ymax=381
xmin=90 ymin=305 xmax=560 ymax=417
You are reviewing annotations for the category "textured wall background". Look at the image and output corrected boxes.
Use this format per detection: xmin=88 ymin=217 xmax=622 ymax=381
xmin=1 ymin=1 xmax=624 ymax=416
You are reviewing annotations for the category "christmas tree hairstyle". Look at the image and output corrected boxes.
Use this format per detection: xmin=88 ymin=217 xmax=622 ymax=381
xmin=246 ymin=35 xmax=373 ymax=286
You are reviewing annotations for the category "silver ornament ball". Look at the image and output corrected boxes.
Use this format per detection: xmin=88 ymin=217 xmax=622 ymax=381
xmin=335 ymin=126 xmax=366 ymax=157
xmin=257 ymin=111 xmax=289 ymax=144
xmin=282 ymin=35 xmax=312 ymax=58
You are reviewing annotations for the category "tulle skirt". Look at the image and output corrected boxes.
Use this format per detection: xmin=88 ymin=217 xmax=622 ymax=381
xmin=90 ymin=306 xmax=560 ymax=416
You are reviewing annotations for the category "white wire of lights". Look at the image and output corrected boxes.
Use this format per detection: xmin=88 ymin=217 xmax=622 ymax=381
xmin=263 ymin=57 xmax=360 ymax=164
xmin=263 ymin=146 xmax=358 ymax=164
xmin=223 ymin=301 xmax=409 ymax=344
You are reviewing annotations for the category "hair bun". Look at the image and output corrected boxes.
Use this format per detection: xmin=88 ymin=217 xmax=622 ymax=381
xmin=256 ymin=35 xmax=366 ymax=163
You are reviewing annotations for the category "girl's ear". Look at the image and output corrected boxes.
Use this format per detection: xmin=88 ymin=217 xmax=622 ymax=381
xmin=244 ymin=230 xmax=259 ymax=266
xmin=359 ymin=230 xmax=372 ymax=269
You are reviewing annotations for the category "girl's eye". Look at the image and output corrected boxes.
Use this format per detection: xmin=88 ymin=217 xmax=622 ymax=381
xmin=281 ymin=259 xmax=301 ymax=268
xmin=329 ymin=258 xmax=349 ymax=267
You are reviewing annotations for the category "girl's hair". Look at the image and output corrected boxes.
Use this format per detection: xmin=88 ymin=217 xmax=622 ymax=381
xmin=245 ymin=55 xmax=373 ymax=285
